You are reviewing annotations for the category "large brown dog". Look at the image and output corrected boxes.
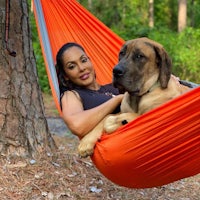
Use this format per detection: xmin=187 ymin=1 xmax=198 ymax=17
xmin=78 ymin=37 xmax=190 ymax=158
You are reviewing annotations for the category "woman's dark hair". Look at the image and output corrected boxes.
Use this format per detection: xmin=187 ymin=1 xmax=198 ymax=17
xmin=56 ymin=42 xmax=86 ymax=90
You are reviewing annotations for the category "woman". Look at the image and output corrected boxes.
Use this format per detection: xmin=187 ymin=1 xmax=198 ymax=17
xmin=56 ymin=42 xmax=124 ymax=138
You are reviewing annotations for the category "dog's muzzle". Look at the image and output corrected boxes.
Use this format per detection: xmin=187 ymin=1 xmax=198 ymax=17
xmin=112 ymin=64 xmax=126 ymax=93
xmin=113 ymin=63 xmax=140 ymax=95
xmin=113 ymin=64 xmax=125 ymax=78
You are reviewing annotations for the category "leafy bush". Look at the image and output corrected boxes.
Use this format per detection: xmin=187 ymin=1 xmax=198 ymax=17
xmin=148 ymin=27 xmax=200 ymax=82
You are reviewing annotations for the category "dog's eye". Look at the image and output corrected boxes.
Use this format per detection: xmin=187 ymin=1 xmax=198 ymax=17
xmin=119 ymin=51 xmax=125 ymax=61
xmin=133 ymin=53 xmax=145 ymax=61
xmin=119 ymin=51 xmax=125 ymax=57
xmin=136 ymin=54 xmax=143 ymax=59
xmin=119 ymin=46 xmax=127 ymax=61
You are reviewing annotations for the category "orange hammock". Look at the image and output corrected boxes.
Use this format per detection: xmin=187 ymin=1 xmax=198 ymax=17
xmin=33 ymin=0 xmax=200 ymax=188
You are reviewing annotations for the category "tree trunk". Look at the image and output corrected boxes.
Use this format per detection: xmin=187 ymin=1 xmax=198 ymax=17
xmin=0 ymin=0 xmax=56 ymax=158
xmin=149 ymin=0 xmax=154 ymax=28
xmin=88 ymin=0 xmax=92 ymax=10
xmin=178 ymin=0 xmax=187 ymax=32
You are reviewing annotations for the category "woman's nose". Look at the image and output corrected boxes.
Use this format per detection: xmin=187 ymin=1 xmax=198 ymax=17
xmin=78 ymin=63 xmax=86 ymax=71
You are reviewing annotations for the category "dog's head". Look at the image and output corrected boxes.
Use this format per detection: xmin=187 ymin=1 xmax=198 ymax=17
xmin=113 ymin=37 xmax=172 ymax=96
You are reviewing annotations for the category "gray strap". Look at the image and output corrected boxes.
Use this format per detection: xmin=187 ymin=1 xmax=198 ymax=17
xmin=33 ymin=0 xmax=60 ymax=103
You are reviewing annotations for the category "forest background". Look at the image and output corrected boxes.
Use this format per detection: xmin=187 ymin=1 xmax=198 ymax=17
xmin=30 ymin=0 xmax=200 ymax=93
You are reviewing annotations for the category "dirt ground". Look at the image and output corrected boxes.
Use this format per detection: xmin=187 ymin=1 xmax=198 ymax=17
xmin=0 ymin=93 xmax=199 ymax=200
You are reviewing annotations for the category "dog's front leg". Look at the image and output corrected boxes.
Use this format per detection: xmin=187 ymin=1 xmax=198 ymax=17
xmin=104 ymin=113 xmax=139 ymax=133
xmin=78 ymin=118 xmax=106 ymax=158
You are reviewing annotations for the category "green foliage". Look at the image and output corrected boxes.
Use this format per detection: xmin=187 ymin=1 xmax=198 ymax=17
xmin=153 ymin=0 xmax=178 ymax=30
xmin=79 ymin=0 xmax=150 ymax=40
xmin=188 ymin=0 xmax=200 ymax=28
xmin=148 ymin=27 xmax=200 ymax=82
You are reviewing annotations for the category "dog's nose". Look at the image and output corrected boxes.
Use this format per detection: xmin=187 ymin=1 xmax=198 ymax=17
xmin=113 ymin=65 xmax=124 ymax=78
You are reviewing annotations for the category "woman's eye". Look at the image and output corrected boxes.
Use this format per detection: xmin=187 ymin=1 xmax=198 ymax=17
xmin=68 ymin=64 xmax=75 ymax=70
xmin=82 ymin=57 xmax=88 ymax=63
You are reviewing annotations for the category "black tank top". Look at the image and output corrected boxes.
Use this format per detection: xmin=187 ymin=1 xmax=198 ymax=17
xmin=60 ymin=84 xmax=120 ymax=114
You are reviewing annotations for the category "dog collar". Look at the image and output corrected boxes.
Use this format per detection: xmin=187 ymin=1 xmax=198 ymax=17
xmin=130 ymin=81 xmax=160 ymax=97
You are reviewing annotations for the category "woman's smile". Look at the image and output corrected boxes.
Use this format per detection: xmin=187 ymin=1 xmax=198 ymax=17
xmin=80 ymin=72 xmax=90 ymax=80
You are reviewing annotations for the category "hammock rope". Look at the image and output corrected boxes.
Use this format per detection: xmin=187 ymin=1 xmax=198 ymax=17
xmin=33 ymin=0 xmax=200 ymax=188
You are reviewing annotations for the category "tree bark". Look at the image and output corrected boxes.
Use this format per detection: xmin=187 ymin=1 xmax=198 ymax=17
xmin=149 ymin=0 xmax=154 ymax=28
xmin=0 ymin=0 xmax=55 ymax=158
xmin=178 ymin=0 xmax=187 ymax=32
xmin=88 ymin=0 xmax=92 ymax=10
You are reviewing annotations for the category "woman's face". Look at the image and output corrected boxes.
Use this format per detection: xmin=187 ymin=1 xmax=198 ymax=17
xmin=61 ymin=46 xmax=96 ymax=88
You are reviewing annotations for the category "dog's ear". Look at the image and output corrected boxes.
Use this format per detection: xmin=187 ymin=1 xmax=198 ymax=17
xmin=154 ymin=46 xmax=172 ymax=88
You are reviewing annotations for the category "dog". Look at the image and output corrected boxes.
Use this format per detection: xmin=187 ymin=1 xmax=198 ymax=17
xmin=78 ymin=37 xmax=190 ymax=158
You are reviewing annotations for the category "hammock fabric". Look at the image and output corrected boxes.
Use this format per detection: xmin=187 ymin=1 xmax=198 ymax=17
xmin=33 ymin=0 xmax=200 ymax=189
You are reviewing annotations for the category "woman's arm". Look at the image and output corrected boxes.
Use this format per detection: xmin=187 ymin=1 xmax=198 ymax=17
xmin=61 ymin=91 xmax=123 ymax=138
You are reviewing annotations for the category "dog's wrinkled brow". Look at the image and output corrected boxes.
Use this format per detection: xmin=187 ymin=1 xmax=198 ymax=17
xmin=144 ymin=42 xmax=154 ymax=49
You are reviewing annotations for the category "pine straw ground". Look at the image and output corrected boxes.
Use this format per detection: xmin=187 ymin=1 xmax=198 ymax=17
xmin=0 ymin=93 xmax=199 ymax=200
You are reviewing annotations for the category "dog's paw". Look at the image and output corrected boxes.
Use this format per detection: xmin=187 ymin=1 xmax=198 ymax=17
xmin=78 ymin=139 xmax=96 ymax=158
xmin=104 ymin=116 xmax=121 ymax=133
